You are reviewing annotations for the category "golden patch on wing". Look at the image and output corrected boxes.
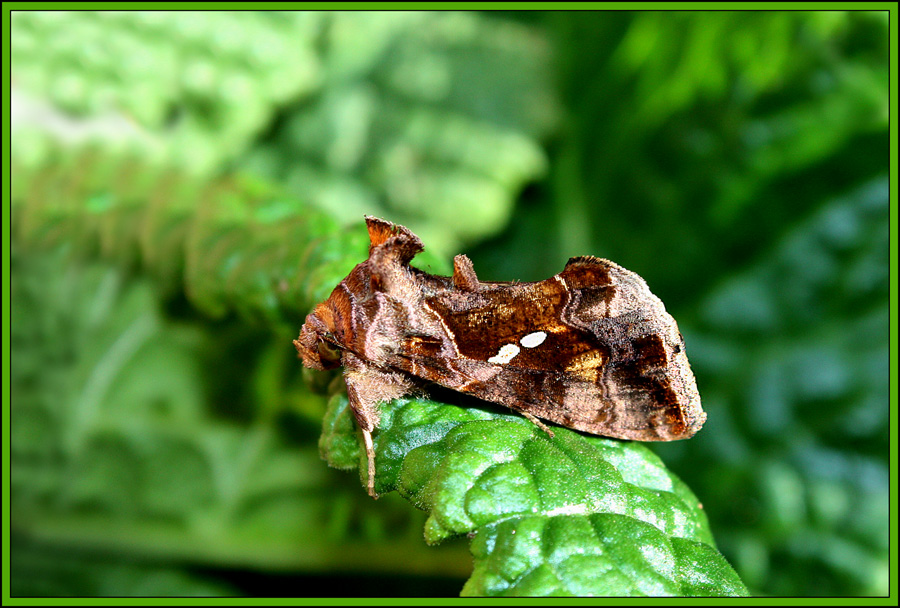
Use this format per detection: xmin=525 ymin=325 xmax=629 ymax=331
xmin=564 ymin=348 xmax=607 ymax=381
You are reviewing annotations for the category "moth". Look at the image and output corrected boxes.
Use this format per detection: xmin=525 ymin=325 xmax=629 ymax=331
xmin=295 ymin=217 xmax=705 ymax=497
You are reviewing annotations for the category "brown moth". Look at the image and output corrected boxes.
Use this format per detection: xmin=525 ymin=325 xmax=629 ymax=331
xmin=295 ymin=217 xmax=705 ymax=497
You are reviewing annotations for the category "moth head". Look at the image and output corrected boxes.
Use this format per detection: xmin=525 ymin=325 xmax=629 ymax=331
xmin=294 ymin=305 xmax=343 ymax=370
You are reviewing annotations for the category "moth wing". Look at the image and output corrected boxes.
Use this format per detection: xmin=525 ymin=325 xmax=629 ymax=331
xmin=393 ymin=260 xmax=704 ymax=441
xmin=452 ymin=343 xmax=702 ymax=442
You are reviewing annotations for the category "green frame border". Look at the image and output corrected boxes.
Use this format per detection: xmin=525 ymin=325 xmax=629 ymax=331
xmin=2 ymin=3 xmax=896 ymax=605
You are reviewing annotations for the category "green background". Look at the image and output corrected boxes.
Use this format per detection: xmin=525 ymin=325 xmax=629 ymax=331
xmin=7 ymin=8 xmax=891 ymax=598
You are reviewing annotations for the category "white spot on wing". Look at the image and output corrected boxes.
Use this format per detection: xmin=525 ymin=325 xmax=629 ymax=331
xmin=488 ymin=343 xmax=520 ymax=364
xmin=520 ymin=331 xmax=547 ymax=348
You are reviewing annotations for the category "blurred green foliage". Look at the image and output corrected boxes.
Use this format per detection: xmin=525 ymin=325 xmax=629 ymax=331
xmin=9 ymin=9 xmax=889 ymax=597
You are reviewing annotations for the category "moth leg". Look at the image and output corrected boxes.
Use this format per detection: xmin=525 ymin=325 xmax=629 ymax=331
xmin=342 ymin=351 xmax=415 ymax=498
xmin=361 ymin=426 xmax=377 ymax=499
xmin=521 ymin=411 xmax=555 ymax=438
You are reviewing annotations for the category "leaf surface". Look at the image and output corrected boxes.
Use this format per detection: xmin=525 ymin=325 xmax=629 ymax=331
xmin=320 ymin=394 xmax=748 ymax=596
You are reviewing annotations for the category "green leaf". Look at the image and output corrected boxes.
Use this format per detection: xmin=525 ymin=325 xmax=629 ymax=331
xmin=12 ymin=11 xmax=556 ymax=256
xmin=11 ymin=11 xmax=322 ymax=173
xmin=319 ymin=394 xmax=748 ymax=596
xmin=465 ymin=515 xmax=747 ymax=597
xmin=12 ymin=143 xmax=452 ymax=331
xmin=10 ymin=144 xmax=444 ymax=329
xmin=238 ymin=10 xmax=556 ymax=254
